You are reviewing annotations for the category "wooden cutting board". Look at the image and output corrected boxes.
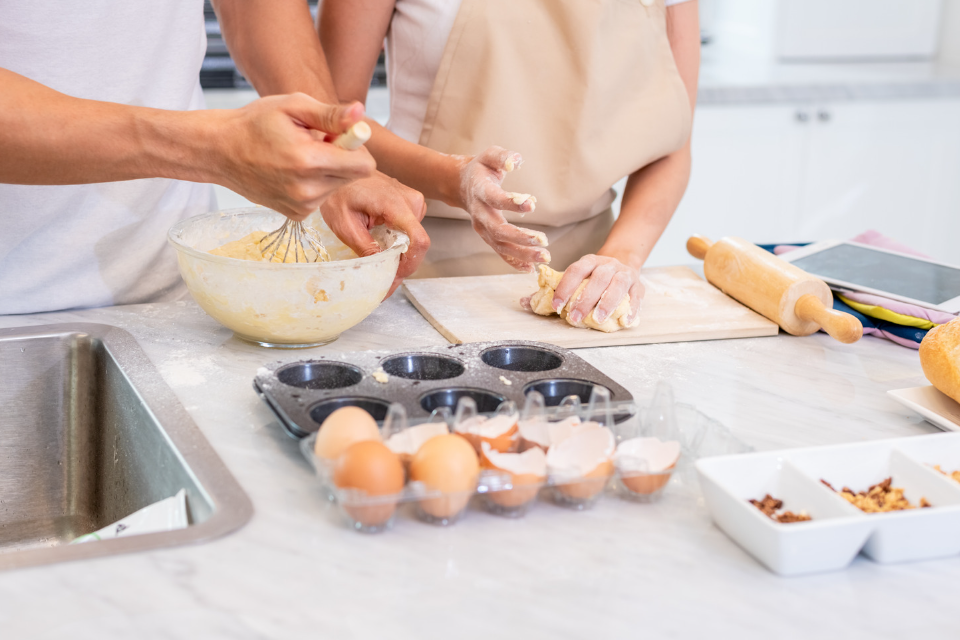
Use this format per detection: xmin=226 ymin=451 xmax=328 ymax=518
xmin=402 ymin=266 xmax=779 ymax=348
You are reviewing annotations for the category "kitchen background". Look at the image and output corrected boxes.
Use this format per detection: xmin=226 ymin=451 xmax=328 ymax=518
xmin=203 ymin=0 xmax=960 ymax=267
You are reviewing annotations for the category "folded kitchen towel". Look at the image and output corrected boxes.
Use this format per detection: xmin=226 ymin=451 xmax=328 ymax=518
xmin=836 ymin=292 xmax=956 ymax=329
xmin=832 ymin=299 xmax=929 ymax=349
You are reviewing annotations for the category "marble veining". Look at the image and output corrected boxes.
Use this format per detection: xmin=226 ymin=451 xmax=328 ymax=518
xmin=0 ymin=293 xmax=948 ymax=640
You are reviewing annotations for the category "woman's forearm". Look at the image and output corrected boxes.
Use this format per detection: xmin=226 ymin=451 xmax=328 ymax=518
xmin=362 ymin=120 xmax=463 ymax=206
xmin=599 ymin=0 xmax=700 ymax=271
xmin=598 ymin=144 xmax=692 ymax=270
xmin=319 ymin=0 xmax=465 ymax=207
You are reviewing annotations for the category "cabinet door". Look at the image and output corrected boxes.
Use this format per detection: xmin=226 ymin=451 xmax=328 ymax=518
xmin=646 ymin=105 xmax=806 ymax=267
xmin=798 ymin=100 xmax=960 ymax=264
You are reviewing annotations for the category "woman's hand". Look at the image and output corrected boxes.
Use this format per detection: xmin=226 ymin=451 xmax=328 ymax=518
xmin=456 ymin=146 xmax=550 ymax=272
xmin=552 ymin=255 xmax=645 ymax=326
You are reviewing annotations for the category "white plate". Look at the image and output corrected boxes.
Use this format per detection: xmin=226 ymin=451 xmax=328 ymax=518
xmin=888 ymin=386 xmax=960 ymax=432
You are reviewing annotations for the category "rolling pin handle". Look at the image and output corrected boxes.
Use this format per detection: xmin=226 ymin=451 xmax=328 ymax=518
xmin=795 ymin=294 xmax=863 ymax=344
xmin=686 ymin=235 xmax=714 ymax=261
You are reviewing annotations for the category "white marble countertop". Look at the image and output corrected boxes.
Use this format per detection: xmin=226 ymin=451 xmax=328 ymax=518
xmin=0 ymin=291 xmax=951 ymax=639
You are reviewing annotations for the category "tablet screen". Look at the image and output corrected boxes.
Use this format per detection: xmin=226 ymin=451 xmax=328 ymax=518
xmin=790 ymin=244 xmax=960 ymax=305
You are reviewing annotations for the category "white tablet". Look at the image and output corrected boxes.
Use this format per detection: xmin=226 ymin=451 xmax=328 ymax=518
xmin=780 ymin=240 xmax=960 ymax=314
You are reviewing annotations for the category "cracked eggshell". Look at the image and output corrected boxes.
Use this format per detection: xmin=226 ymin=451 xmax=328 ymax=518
xmin=547 ymin=427 xmax=615 ymax=500
xmin=615 ymin=438 xmax=680 ymax=495
xmin=333 ymin=440 xmax=405 ymax=527
xmin=314 ymin=407 xmax=381 ymax=460
xmin=385 ymin=422 xmax=450 ymax=469
xmin=409 ymin=434 xmax=480 ymax=518
xmin=481 ymin=442 xmax=547 ymax=508
xmin=518 ymin=415 xmax=583 ymax=452
xmin=455 ymin=414 xmax=519 ymax=454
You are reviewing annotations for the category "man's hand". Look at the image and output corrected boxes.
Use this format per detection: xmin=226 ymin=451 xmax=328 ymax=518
xmin=215 ymin=93 xmax=376 ymax=220
xmin=552 ymin=255 xmax=645 ymax=326
xmin=457 ymin=147 xmax=549 ymax=273
xmin=320 ymin=172 xmax=430 ymax=297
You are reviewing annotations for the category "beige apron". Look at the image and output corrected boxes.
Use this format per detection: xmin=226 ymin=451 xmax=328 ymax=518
xmin=416 ymin=0 xmax=692 ymax=276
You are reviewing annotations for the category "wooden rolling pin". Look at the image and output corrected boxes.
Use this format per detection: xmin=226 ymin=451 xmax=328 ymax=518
xmin=687 ymin=235 xmax=863 ymax=344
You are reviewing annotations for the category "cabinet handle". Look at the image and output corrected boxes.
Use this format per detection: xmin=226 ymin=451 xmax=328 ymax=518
xmin=795 ymin=110 xmax=810 ymax=123
xmin=817 ymin=110 xmax=831 ymax=122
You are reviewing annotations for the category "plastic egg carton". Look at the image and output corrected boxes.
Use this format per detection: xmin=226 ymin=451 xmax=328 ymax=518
xmin=293 ymin=382 xmax=750 ymax=533
xmin=696 ymin=432 xmax=960 ymax=576
xmin=253 ymin=340 xmax=634 ymax=439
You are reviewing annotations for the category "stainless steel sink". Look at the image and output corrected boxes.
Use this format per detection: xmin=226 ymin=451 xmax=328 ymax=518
xmin=0 ymin=323 xmax=252 ymax=570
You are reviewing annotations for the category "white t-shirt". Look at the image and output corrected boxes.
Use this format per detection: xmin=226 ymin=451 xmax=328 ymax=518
xmin=386 ymin=0 xmax=693 ymax=144
xmin=0 ymin=1 xmax=216 ymax=315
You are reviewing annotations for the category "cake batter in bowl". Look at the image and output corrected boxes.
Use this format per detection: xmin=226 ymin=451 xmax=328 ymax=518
xmin=168 ymin=207 xmax=409 ymax=348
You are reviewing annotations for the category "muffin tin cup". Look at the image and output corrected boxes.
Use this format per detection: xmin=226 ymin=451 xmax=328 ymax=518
xmin=697 ymin=433 xmax=960 ymax=575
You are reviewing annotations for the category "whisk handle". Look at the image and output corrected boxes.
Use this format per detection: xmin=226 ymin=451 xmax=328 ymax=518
xmin=333 ymin=122 xmax=372 ymax=151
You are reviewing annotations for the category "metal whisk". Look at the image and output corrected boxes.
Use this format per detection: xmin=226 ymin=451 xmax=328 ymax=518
xmin=258 ymin=121 xmax=372 ymax=263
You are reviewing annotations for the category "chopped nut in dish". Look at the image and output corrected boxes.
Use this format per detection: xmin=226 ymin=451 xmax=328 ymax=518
xmin=749 ymin=494 xmax=811 ymax=523
xmin=821 ymin=477 xmax=931 ymax=513
xmin=933 ymin=465 xmax=960 ymax=483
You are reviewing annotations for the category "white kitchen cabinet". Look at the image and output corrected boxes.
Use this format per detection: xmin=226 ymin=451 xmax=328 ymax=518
xmin=648 ymin=104 xmax=806 ymax=267
xmin=646 ymin=98 xmax=960 ymax=267
xmin=798 ymin=100 xmax=960 ymax=264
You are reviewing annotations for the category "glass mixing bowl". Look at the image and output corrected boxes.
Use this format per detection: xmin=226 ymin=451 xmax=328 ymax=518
xmin=168 ymin=207 xmax=409 ymax=348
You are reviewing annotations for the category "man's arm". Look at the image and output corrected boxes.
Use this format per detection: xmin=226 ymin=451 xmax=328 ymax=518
xmin=212 ymin=0 xmax=340 ymax=103
xmin=0 ymin=67 xmax=375 ymax=220
xmin=0 ymin=67 xmax=218 ymax=186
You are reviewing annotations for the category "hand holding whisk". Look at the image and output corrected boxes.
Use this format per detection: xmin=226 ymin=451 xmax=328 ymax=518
xmin=258 ymin=121 xmax=373 ymax=263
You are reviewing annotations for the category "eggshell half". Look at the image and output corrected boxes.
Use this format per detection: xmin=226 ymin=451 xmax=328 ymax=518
xmin=410 ymin=434 xmax=479 ymax=518
xmin=455 ymin=414 xmax=519 ymax=453
xmin=615 ymin=438 xmax=681 ymax=495
xmin=517 ymin=415 xmax=582 ymax=451
xmin=481 ymin=442 xmax=547 ymax=508
xmin=546 ymin=427 xmax=615 ymax=500
xmin=385 ymin=422 xmax=450 ymax=469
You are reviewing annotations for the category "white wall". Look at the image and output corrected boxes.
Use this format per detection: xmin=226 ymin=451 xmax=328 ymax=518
xmin=940 ymin=0 xmax=960 ymax=64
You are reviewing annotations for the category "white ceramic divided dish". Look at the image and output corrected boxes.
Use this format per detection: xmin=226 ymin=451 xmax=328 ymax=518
xmin=700 ymin=435 xmax=960 ymax=574
xmin=697 ymin=454 xmax=873 ymax=576
xmin=888 ymin=386 xmax=960 ymax=432
xmin=789 ymin=442 xmax=960 ymax=564
xmin=168 ymin=208 xmax=409 ymax=348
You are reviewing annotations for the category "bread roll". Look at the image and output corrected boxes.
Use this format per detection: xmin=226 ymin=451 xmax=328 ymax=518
xmin=919 ymin=318 xmax=960 ymax=404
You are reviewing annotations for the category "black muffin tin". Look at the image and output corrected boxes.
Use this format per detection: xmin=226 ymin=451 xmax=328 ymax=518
xmin=253 ymin=341 xmax=634 ymax=439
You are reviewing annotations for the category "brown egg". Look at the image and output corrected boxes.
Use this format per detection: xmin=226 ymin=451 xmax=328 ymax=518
xmin=409 ymin=434 xmax=479 ymax=519
xmin=314 ymin=406 xmax=381 ymax=460
xmin=334 ymin=441 xmax=405 ymax=527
